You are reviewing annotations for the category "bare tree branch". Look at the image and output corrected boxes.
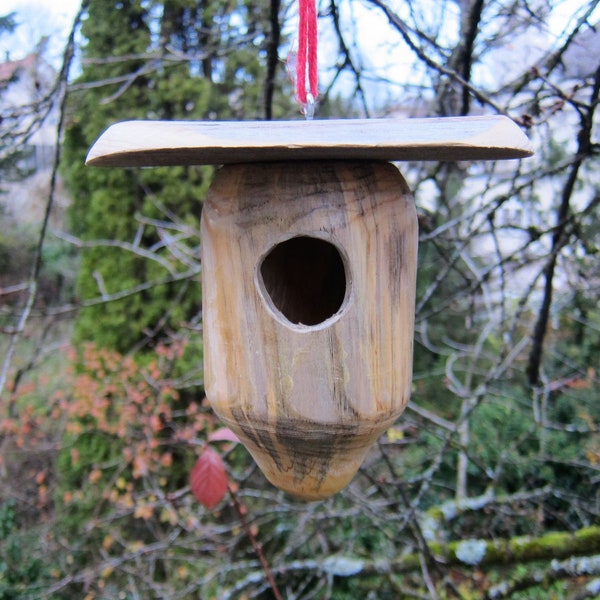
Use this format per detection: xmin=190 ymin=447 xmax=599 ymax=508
xmin=527 ymin=60 xmax=600 ymax=386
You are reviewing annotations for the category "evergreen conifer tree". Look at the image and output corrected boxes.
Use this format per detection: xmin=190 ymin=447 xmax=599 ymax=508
xmin=63 ymin=0 xmax=290 ymax=352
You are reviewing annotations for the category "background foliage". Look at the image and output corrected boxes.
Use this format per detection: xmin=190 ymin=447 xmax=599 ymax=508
xmin=1 ymin=0 xmax=599 ymax=598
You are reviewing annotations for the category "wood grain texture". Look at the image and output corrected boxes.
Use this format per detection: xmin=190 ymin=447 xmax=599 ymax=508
xmin=86 ymin=115 xmax=533 ymax=167
xmin=200 ymin=161 xmax=418 ymax=499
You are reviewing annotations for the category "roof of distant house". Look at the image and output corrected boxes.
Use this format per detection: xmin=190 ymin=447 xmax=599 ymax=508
xmin=0 ymin=53 xmax=37 ymax=82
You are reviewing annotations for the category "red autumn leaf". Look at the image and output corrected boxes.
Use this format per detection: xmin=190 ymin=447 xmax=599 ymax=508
xmin=190 ymin=446 xmax=228 ymax=509
xmin=208 ymin=427 xmax=241 ymax=444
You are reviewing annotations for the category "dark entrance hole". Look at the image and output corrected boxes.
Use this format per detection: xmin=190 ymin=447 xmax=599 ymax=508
xmin=259 ymin=236 xmax=348 ymax=326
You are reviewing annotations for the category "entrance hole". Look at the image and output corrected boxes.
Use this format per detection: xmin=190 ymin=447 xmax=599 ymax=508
xmin=259 ymin=236 xmax=348 ymax=326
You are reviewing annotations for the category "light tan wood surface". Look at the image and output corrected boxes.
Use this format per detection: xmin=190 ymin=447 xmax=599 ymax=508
xmin=87 ymin=115 xmax=533 ymax=167
xmin=201 ymin=161 xmax=418 ymax=499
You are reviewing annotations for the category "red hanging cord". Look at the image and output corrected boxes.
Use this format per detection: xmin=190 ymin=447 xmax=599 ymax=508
xmin=296 ymin=0 xmax=318 ymax=114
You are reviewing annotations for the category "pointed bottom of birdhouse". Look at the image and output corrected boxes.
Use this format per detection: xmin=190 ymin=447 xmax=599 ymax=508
xmin=219 ymin=414 xmax=398 ymax=500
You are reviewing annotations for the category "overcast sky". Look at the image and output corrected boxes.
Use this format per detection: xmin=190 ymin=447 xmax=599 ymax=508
xmin=0 ymin=0 xmax=81 ymax=63
xmin=1 ymin=0 xmax=597 ymax=85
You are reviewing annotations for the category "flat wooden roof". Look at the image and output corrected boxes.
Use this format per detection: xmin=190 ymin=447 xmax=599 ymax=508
xmin=86 ymin=115 xmax=533 ymax=167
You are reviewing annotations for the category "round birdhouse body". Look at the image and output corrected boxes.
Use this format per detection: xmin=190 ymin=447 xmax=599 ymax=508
xmin=201 ymin=160 xmax=418 ymax=499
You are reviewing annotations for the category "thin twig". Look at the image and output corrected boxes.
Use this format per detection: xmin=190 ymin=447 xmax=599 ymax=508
xmin=228 ymin=485 xmax=283 ymax=600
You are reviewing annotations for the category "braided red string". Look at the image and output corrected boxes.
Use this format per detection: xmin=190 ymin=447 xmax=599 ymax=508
xmin=296 ymin=0 xmax=318 ymax=108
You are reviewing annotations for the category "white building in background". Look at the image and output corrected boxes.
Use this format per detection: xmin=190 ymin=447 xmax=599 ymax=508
xmin=1 ymin=38 xmax=57 ymax=164
xmin=0 ymin=40 xmax=68 ymax=225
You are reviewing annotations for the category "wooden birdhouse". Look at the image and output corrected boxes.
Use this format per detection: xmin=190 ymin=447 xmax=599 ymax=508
xmin=87 ymin=116 xmax=532 ymax=499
